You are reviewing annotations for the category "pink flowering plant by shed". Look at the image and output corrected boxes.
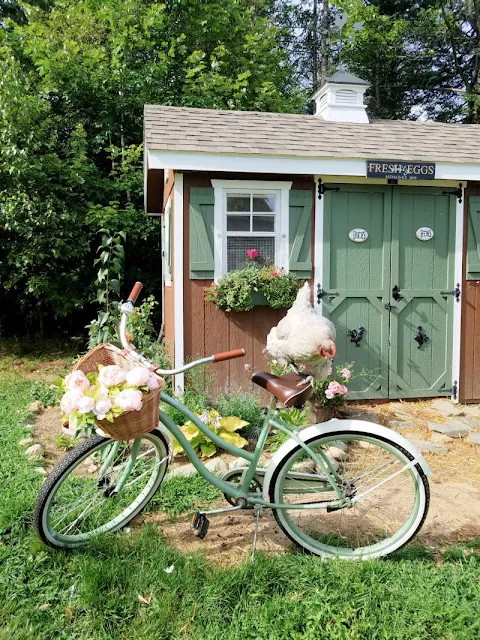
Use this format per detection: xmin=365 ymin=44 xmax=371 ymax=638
xmin=55 ymin=364 xmax=162 ymax=435
xmin=313 ymin=364 xmax=353 ymax=408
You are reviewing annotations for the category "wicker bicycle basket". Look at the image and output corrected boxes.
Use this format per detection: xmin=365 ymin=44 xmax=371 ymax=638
xmin=73 ymin=344 xmax=162 ymax=440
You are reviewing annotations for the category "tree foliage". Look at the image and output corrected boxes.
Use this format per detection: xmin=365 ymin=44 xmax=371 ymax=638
xmin=0 ymin=0 xmax=305 ymax=334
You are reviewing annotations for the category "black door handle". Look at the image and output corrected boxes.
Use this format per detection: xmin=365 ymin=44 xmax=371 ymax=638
xmin=392 ymin=285 xmax=403 ymax=302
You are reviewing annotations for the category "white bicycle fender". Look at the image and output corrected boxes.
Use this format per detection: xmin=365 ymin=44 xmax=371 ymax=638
xmin=262 ymin=419 xmax=431 ymax=500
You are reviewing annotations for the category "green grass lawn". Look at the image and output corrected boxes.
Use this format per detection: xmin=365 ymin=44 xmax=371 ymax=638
xmin=1 ymin=373 xmax=480 ymax=639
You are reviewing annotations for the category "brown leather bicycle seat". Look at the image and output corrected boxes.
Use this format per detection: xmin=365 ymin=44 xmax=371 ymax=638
xmin=251 ymin=371 xmax=313 ymax=407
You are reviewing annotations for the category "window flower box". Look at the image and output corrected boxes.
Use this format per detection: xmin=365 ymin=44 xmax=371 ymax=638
xmin=205 ymin=253 xmax=299 ymax=313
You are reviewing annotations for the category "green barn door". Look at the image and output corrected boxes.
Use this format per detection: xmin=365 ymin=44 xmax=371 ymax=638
xmin=323 ymin=186 xmax=391 ymax=399
xmin=389 ymin=189 xmax=456 ymax=398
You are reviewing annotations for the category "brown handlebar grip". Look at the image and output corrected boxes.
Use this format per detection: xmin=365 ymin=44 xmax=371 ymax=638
xmin=127 ymin=282 xmax=143 ymax=303
xmin=213 ymin=348 xmax=246 ymax=362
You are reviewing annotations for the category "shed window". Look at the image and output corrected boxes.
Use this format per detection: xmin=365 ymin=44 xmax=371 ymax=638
xmin=225 ymin=191 xmax=278 ymax=271
xmin=210 ymin=179 xmax=292 ymax=280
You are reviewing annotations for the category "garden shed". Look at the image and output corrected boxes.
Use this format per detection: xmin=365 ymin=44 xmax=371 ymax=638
xmin=144 ymin=69 xmax=480 ymax=403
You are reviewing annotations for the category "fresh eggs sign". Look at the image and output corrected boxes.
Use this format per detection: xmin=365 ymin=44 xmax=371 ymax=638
xmin=366 ymin=160 xmax=436 ymax=181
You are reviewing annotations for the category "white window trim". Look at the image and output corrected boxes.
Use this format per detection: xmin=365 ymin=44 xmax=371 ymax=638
xmin=163 ymin=196 xmax=172 ymax=287
xmin=210 ymin=179 xmax=292 ymax=280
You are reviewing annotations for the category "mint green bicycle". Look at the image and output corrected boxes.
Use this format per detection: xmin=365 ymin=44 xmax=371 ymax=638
xmin=34 ymin=283 xmax=431 ymax=559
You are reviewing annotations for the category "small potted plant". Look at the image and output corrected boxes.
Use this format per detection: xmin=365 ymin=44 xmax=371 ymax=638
xmin=309 ymin=364 xmax=352 ymax=422
xmin=205 ymin=249 xmax=299 ymax=312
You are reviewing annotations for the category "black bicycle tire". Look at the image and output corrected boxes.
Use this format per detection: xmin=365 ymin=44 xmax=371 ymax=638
xmin=33 ymin=430 xmax=169 ymax=548
xmin=269 ymin=430 xmax=430 ymax=559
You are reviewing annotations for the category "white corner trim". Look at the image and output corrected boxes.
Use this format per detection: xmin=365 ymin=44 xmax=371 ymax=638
xmin=164 ymin=196 xmax=172 ymax=287
xmin=314 ymin=178 xmax=324 ymax=315
xmin=173 ymin=173 xmax=184 ymax=393
xmin=451 ymin=190 xmax=464 ymax=403
xmin=210 ymin=179 xmax=292 ymax=279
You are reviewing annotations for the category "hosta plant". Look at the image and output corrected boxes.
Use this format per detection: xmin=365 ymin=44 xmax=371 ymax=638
xmin=173 ymin=409 xmax=248 ymax=458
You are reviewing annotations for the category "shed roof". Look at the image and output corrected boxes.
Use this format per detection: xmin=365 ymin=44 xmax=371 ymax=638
xmin=144 ymin=105 xmax=480 ymax=165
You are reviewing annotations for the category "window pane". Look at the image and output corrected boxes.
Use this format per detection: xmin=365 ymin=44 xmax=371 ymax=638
xmin=252 ymin=215 xmax=275 ymax=232
xmin=227 ymin=215 xmax=250 ymax=231
xmin=227 ymin=237 xmax=276 ymax=271
xmin=227 ymin=195 xmax=250 ymax=212
xmin=253 ymin=195 xmax=275 ymax=212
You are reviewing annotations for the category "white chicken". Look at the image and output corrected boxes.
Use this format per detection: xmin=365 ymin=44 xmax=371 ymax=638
xmin=266 ymin=282 xmax=336 ymax=379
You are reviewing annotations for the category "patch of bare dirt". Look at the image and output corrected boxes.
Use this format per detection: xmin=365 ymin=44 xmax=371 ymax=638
xmin=34 ymin=406 xmax=69 ymax=469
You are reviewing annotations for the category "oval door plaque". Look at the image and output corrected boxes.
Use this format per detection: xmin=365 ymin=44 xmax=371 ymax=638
xmin=416 ymin=227 xmax=434 ymax=241
xmin=349 ymin=228 xmax=368 ymax=243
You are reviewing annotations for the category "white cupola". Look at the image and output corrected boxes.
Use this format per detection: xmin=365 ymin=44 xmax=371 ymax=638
xmin=313 ymin=66 xmax=370 ymax=123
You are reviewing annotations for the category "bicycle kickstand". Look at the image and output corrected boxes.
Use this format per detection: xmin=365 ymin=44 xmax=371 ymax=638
xmin=251 ymin=505 xmax=263 ymax=563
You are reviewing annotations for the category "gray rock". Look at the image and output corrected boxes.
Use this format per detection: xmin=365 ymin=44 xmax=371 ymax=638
xmin=19 ymin=437 xmax=35 ymax=447
xmin=27 ymin=401 xmax=43 ymax=414
xmin=230 ymin=457 xmax=248 ymax=470
xmin=410 ymin=439 xmax=448 ymax=454
xmin=461 ymin=405 xmax=480 ymax=418
xmin=458 ymin=417 xmax=480 ymax=429
xmin=326 ymin=446 xmax=347 ymax=461
xmin=331 ymin=440 xmax=348 ymax=452
xmin=428 ymin=420 xmax=470 ymax=438
xmin=25 ymin=444 xmax=44 ymax=460
xmin=34 ymin=467 xmax=48 ymax=476
xmin=22 ymin=418 xmax=34 ymax=427
xmin=388 ymin=420 xmax=410 ymax=430
xmin=429 ymin=432 xmax=453 ymax=444
xmin=467 ymin=432 xmax=480 ymax=446
xmin=315 ymin=457 xmax=339 ymax=474
xmin=292 ymin=459 xmax=316 ymax=473
xmin=205 ymin=457 xmax=229 ymax=475
xmin=166 ymin=463 xmax=197 ymax=480
xmin=430 ymin=399 xmax=462 ymax=417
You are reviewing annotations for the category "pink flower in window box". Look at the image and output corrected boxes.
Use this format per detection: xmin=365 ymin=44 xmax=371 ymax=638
xmin=246 ymin=248 xmax=259 ymax=260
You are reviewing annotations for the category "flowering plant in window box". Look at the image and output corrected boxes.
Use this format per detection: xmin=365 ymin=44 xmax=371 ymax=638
xmin=205 ymin=250 xmax=299 ymax=312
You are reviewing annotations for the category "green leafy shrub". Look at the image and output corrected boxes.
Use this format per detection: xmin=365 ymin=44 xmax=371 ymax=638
xmin=30 ymin=380 xmax=59 ymax=408
xmin=205 ymin=261 xmax=298 ymax=312
xmin=215 ymin=392 xmax=264 ymax=438
xmin=267 ymin=406 xmax=311 ymax=452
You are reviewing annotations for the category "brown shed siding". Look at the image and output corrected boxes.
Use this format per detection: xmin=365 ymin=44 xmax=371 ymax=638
xmin=183 ymin=172 xmax=314 ymax=394
xmin=460 ymin=182 xmax=480 ymax=402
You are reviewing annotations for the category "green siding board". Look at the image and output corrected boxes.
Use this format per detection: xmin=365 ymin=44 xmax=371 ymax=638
xmin=289 ymin=190 xmax=312 ymax=278
xmin=467 ymin=196 xmax=480 ymax=279
xmin=190 ymin=188 xmax=215 ymax=279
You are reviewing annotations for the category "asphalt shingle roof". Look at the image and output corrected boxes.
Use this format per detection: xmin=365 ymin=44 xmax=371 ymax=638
xmin=144 ymin=105 xmax=480 ymax=165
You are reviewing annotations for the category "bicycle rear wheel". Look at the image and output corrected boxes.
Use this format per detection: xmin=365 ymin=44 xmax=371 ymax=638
xmin=269 ymin=431 xmax=429 ymax=559
xmin=34 ymin=430 xmax=169 ymax=548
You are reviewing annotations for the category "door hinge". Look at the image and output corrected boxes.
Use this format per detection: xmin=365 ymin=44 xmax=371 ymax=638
xmin=441 ymin=183 xmax=463 ymax=204
xmin=316 ymin=284 xmax=339 ymax=304
xmin=317 ymin=178 xmax=340 ymax=200
xmin=452 ymin=380 xmax=458 ymax=401
xmin=440 ymin=283 xmax=461 ymax=302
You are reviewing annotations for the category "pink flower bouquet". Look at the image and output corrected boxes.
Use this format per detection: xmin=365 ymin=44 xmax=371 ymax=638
xmin=55 ymin=364 xmax=163 ymax=435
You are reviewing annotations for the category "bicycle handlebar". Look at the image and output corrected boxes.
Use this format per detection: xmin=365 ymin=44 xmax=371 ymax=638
xmin=119 ymin=284 xmax=245 ymax=376
xmin=127 ymin=281 xmax=143 ymax=303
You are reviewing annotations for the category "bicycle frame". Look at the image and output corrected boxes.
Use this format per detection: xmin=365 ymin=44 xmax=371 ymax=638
xmin=158 ymin=392 xmax=348 ymax=511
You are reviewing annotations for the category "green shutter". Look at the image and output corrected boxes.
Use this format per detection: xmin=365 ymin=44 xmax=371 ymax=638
xmin=467 ymin=196 xmax=480 ymax=279
xmin=190 ymin=187 xmax=215 ymax=279
xmin=289 ymin=190 xmax=313 ymax=278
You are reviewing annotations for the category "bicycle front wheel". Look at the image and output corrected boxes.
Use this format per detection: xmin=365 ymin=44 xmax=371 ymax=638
xmin=34 ymin=430 xmax=169 ymax=548
xmin=270 ymin=431 xmax=429 ymax=560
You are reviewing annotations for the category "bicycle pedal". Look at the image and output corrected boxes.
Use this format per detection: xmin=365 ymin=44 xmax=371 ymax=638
xmin=191 ymin=512 xmax=210 ymax=540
